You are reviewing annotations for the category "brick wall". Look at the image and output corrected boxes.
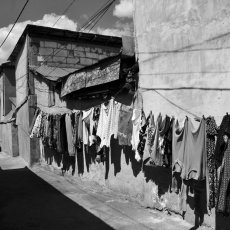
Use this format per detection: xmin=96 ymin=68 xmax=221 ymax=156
xmin=29 ymin=37 xmax=120 ymax=69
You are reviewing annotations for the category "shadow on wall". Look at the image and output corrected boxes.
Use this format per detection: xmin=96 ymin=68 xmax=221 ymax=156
xmin=216 ymin=212 xmax=230 ymax=230
xmin=43 ymin=146 xmax=75 ymax=175
xmin=0 ymin=167 xmax=114 ymax=230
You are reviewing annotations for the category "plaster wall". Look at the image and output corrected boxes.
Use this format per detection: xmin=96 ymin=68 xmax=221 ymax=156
xmin=132 ymin=0 xmax=230 ymax=227
xmin=3 ymin=68 xmax=16 ymax=115
xmin=15 ymin=38 xmax=30 ymax=163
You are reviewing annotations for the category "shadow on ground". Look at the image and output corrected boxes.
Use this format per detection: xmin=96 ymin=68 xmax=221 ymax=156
xmin=0 ymin=167 xmax=114 ymax=230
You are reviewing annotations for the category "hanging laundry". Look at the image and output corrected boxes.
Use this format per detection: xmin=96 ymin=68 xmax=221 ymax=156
xmin=60 ymin=114 xmax=68 ymax=153
xmin=217 ymin=130 xmax=230 ymax=215
xmin=142 ymin=111 xmax=155 ymax=164
xmin=162 ymin=117 xmax=174 ymax=168
xmin=65 ymin=113 xmax=75 ymax=156
xmin=206 ymin=116 xmax=218 ymax=210
xmin=131 ymin=109 xmax=142 ymax=161
xmin=117 ymin=103 xmax=133 ymax=146
xmin=113 ymin=102 xmax=121 ymax=139
xmin=97 ymin=98 xmax=117 ymax=148
xmin=82 ymin=108 xmax=94 ymax=146
xmin=215 ymin=114 xmax=230 ymax=167
xmin=29 ymin=108 xmax=40 ymax=134
xmin=172 ymin=117 xmax=207 ymax=211
xmin=56 ymin=114 xmax=62 ymax=153
xmin=131 ymin=90 xmax=143 ymax=161
xmin=30 ymin=111 xmax=42 ymax=138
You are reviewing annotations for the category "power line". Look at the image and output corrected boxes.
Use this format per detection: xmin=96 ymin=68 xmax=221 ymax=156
xmin=79 ymin=0 xmax=115 ymax=32
xmin=52 ymin=0 xmax=77 ymax=28
xmin=0 ymin=0 xmax=30 ymax=48
xmin=87 ymin=1 xmax=116 ymax=33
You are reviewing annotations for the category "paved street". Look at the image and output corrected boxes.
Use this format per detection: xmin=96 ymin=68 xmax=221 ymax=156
xmin=0 ymin=153 xmax=210 ymax=230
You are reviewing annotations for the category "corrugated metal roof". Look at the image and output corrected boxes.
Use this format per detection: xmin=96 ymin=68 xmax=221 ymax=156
xmin=29 ymin=65 xmax=77 ymax=82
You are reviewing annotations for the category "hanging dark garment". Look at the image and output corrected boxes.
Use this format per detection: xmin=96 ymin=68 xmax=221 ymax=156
xmin=206 ymin=116 xmax=218 ymax=209
xmin=48 ymin=114 xmax=54 ymax=148
xmin=60 ymin=114 xmax=68 ymax=153
xmin=77 ymin=112 xmax=83 ymax=149
xmin=142 ymin=111 xmax=154 ymax=164
xmin=163 ymin=117 xmax=174 ymax=168
xmin=217 ymin=140 xmax=230 ymax=215
xmin=56 ymin=114 xmax=62 ymax=153
xmin=52 ymin=114 xmax=59 ymax=150
xmin=215 ymin=114 xmax=230 ymax=167
xmin=73 ymin=112 xmax=80 ymax=150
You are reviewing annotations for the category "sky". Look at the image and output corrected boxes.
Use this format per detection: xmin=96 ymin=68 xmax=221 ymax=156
xmin=0 ymin=0 xmax=134 ymax=64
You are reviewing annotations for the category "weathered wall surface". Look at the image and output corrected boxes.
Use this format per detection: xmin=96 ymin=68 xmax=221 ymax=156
xmin=29 ymin=37 xmax=120 ymax=69
xmin=15 ymin=37 xmax=30 ymax=163
xmin=4 ymin=68 xmax=16 ymax=115
xmin=134 ymin=0 xmax=230 ymax=124
xmin=133 ymin=0 xmax=230 ymax=227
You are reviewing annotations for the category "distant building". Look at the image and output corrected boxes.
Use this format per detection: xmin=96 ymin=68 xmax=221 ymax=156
xmin=7 ymin=24 xmax=122 ymax=165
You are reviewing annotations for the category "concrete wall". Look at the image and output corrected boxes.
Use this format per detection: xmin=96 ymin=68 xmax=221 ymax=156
xmin=29 ymin=37 xmax=120 ymax=69
xmin=132 ymin=0 xmax=230 ymax=228
xmin=3 ymin=68 xmax=16 ymax=115
xmin=134 ymin=0 xmax=230 ymax=124
xmin=15 ymin=37 xmax=31 ymax=163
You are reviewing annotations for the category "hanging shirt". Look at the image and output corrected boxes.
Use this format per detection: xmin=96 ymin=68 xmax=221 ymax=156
xmin=97 ymin=98 xmax=115 ymax=148
xmin=172 ymin=117 xmax=207 ymax=211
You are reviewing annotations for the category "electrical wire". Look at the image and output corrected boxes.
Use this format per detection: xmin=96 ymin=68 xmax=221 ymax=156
xmin=87 ymin=1 xmax=115 ymax=33
xmin=52 ymin=0 xmax=77 ymax=28
xmin=0 ymin=0 xmax=30 ymax=48
xmin=79 ymin=0 xmax=116 ymax=31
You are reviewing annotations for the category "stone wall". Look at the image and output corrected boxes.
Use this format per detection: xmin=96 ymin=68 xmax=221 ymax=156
xmin=29 ymin=37 xmax=120 ymax=69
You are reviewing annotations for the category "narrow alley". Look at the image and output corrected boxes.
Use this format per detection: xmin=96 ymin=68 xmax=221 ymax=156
xmin=0 ymin=152 xmax=201 ymax=230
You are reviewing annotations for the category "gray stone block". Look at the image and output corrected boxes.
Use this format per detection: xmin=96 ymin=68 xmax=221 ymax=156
xmin=67 ymin=57 xmax=80 ymax=64
xmin=39 ymin=47 xmax=53 ymax=56
xmin=85 ymin=52 xmax=99 ymax=59
xmin=74 ymin=50 xmax=85 ymax=58
xmin=80 ymin=57 xmax=93 ymax=66
xmin=44 ymin=41 xmax=57 ymax=48
xmin=53 ymin=56 xmax=66 ymax=64
xmin=54 ymin=49 xmax=68 ymax=57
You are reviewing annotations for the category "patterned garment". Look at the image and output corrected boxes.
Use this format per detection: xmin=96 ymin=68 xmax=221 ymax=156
xmin=30 ymin=112 xmax=42 ymax=138
xmin=137 ymin=111 xmax=148 ymax=158
xmin=142 ymin=111 xmax=155 ymax=164
xmin=206 ymin=116 xmax=218 ymax=209
xmin=215 ymin=114 xmax=230 ymax=167
xmin=217 ymin=140 xmax=230 ymax=215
